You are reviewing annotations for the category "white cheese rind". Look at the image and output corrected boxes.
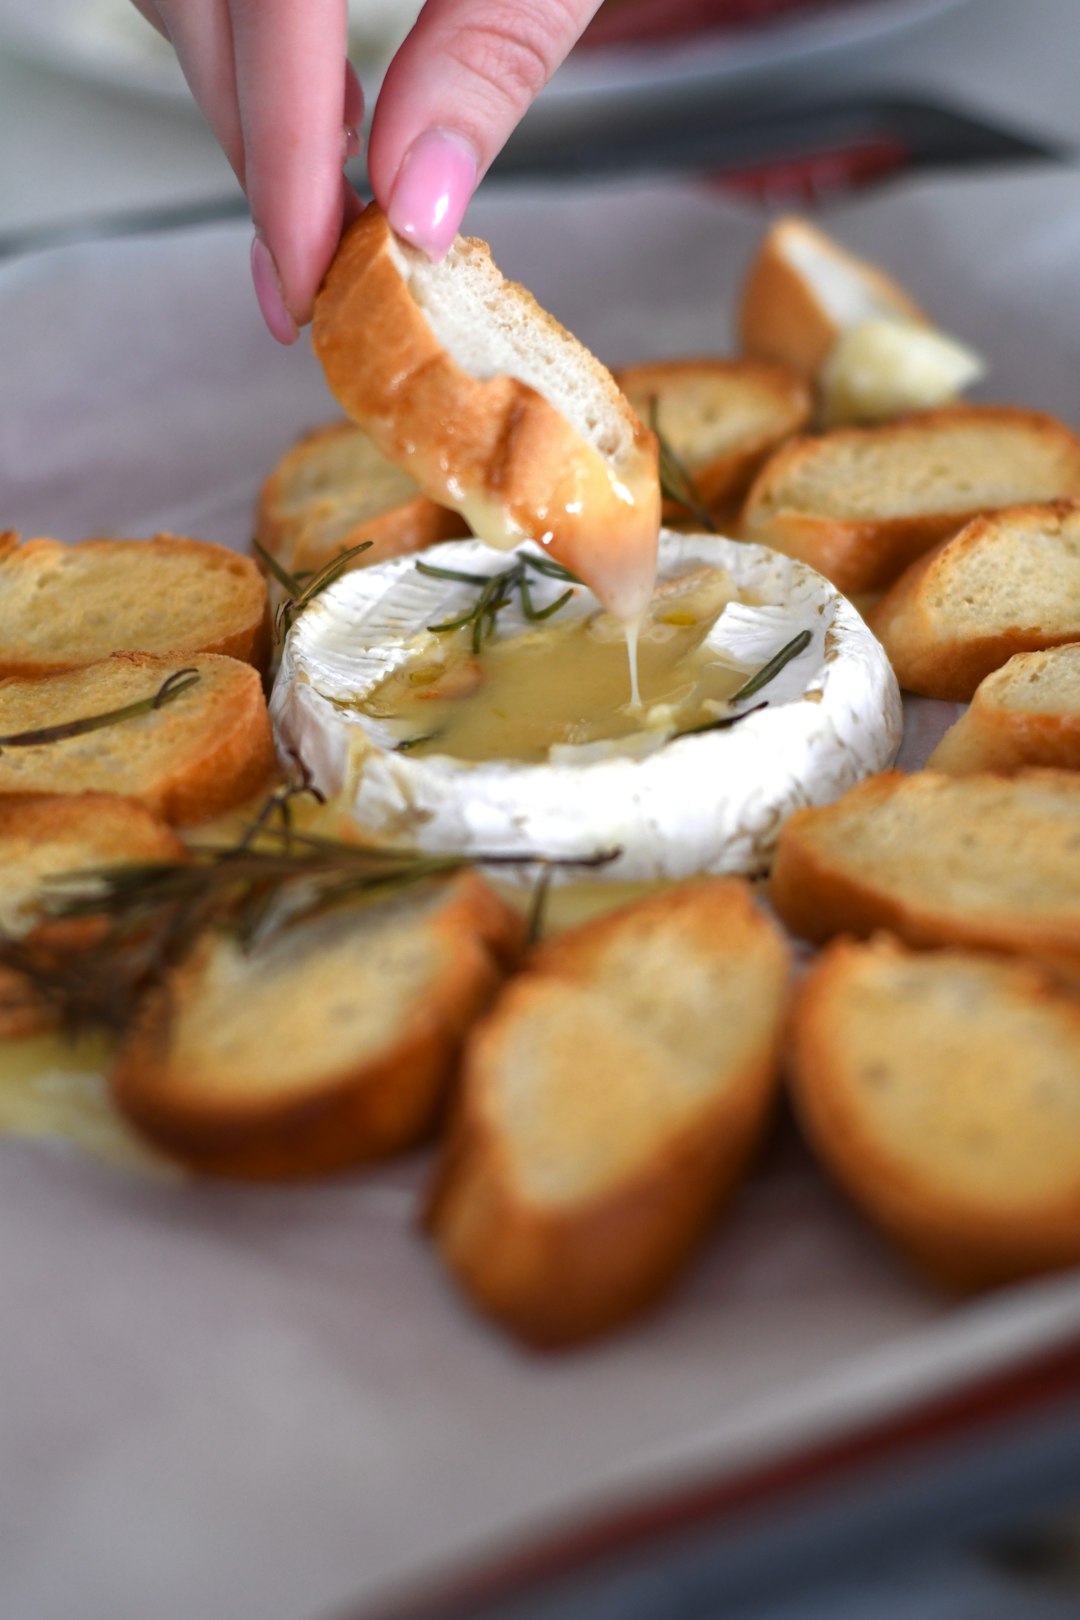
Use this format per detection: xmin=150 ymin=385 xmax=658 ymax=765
xmin=270 ymin=533 xmax=902 ymax=880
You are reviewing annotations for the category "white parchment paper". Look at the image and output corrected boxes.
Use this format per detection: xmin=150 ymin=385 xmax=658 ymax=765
xmin=2 ymin=165 xmax=1080 ymax=1620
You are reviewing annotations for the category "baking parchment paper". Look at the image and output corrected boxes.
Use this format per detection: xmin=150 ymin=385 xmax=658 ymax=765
xmin=2 ymin=163 xmax=1079 ymax=1620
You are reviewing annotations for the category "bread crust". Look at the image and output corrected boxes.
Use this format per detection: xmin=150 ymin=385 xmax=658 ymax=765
xmin=312 ymin=204 xmax=661 ymax=619
xmin=770 ymin=768 xmax=1080 ymax=978
xmin=789 ymin=937 xmax=1080 ymax=1290
xmin=737 ymin=216 xmax=925 ymax=377
xmin=110 ymin=872 xmax=524 ymax=1179
xmin=740 ymin=410 xmax=1080 ymax=596
xmin=426 ymin=880 xmax=789 ymax=1346
xmin=0 ymin=535 xmax=271 ymax=678
xmin=615 ymin=356 xmax=811 ymax=516
xmin=255 ymin=420 xmax=468 ymax=579
xmin=869 ymin=501 xmax=1080 ymax=700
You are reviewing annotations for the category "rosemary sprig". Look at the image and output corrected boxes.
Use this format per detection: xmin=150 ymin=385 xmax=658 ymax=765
xmin=649 ymin=398 xmax=718 ymax=534
xmin=1 ymin=770 xmax=619 ymax=1037
xmin=667 ymin=628 xmax=813 ymax=742
xmin=727 ymin=629 xmax=812 ymax=702
xmin=0 ymin=668 xmax=200 ymax=753
xmin=253 ymin=537 xmax=374 ymax=641
xmin=417 ymin=550 xmax=579 ymax=653
xmin=395 ymin=731 xmax=442 ymax=754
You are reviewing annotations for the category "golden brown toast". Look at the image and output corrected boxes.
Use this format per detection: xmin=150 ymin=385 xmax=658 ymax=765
xmin=0 ymin=535 xmax=271 ymax=677
xmin=615 ymin=356 xmax=810 ymax=518
xmin=869 ymin=500 xmax=1080 ymax=700
xmin=254 ymin=420 xmax=468 ymax=581
xmin=0 ymin=653 xmax=276 ymax=825
xmin=313 ymin=203 xmax=661 ymax=621
xmin=790 ymin=935 xmax=1080 ymax=1290
xmin=427 ymin=879 xmax=790 ymax=1347
xmin=111 ymin=871 xmax=523 ymax=1178
xmin=739 ymin=408 xmax=1080 ymax=595
xmin=0 ymin=793 xmax=187 ymax=1037
xmin=770 ymin=768 xmax=1080 ymax=980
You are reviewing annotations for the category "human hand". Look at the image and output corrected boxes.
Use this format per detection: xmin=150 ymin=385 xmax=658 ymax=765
xmin=130 ymin=1 xmax=603 ymax=344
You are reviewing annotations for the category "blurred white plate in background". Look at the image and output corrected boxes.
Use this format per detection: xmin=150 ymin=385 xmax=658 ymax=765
xmin=0 ymin=0 xmax=973 ymax=114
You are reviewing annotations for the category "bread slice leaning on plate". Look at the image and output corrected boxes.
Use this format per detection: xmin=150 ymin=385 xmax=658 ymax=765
xmin=770 ymin=768 xmax=1080 ymax=981
xmin=427 ymin=880 xmax=790 ymax=1347
xmin=869 ymin=500 xmax=1080 ymax=700
xmin=111 ymin=871 xmax=523 ymax=1178
xmin=312 ymin=203 xmax=661 ymax=620
xmin=929 ymin=644 xmax=1080 ymax=773
xmin=0 ymin=533 xmax=271 ymax=677
xmin=789 ymin=935 xmax=1080 ymax=1290
xmin=739 ymin=407 xmax=1080 ymax=595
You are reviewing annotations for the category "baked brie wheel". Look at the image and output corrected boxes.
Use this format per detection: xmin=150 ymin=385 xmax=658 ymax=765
xmin=270 ymin=532 xmax=902 ymax=880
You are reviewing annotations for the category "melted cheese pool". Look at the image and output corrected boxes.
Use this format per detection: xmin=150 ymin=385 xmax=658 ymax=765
xmin=360 ymin=568 xmax=748 ymax=763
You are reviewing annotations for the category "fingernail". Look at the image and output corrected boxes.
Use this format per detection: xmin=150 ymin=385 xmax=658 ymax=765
xmin=343 ymin=123 xmax=362 ymax=161
xmin=388 ymin=129 xmax=477 ymax=260
xmin=250 ymin=235 xmax=298 ymax=345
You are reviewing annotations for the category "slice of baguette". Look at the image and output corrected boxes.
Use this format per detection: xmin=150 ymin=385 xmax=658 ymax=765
xmin=0 ymin=535 xmax=271 ymax=678
xmin=868 ymin=501 xmax=1080 ymax=700
xmin=255 ymin=420 xmax=468 ymax=581
xmin=614 ymin=357 xmax=811 ymax=516
xmin=111 ymin=871 xmax=523 ymax=1178
xmin=928 ymin=645 xmax=1080 ymax=773
xmin=737 ymin=216 xmax=927 ymax=378
xmin=790 ymin=935 xmax=1080 ymax=1290
xmin=770 ymin=769 xmax=1080 ymax=979
xmin=313 ymin=203 xmax=661 ymax=621
xmin=427 ymin=880 xmax=790 ymax=1347
xmin=0 ymin=793 xmax=187 ymax=1038
xmin=739 ymin=407 xmax=1080 ymax=596
xmin=0 ymin=653 xmax=276 ymax=825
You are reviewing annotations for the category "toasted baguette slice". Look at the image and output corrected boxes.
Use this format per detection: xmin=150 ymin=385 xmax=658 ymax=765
xmin=868 ymin=501 xmax=1080 ymax=700
xmin=0 ymin=535 xmax=271 ymax=678
xmin=737 ymin=216 xmax=926 ymax=377
xmin=313 ymin=203 xmax=661 ymax=621
xmin=111 ymin=871 xmax=523 ymax=1178
xmin=739 ymin=408 xmax=1080 ymax=595
xmin=928 ymin=645 xmax=1080 ymax=773
xmin=427 ymin=880 xmax=790 ymax=1347
xmin=615 ymin=357 xmax=811 ymax=516
xmin=770 ymin=769 xmax=1080 ymax=979
xmin=0 ymin=793 xmax=187 ymax=1038
xmin=0 ymin=653 xmax=275 ymax=825
xmin=790 ymin=936 xmax=1080 ymax=1290
xmin=255 ymin=420 xmax=468 ymax=581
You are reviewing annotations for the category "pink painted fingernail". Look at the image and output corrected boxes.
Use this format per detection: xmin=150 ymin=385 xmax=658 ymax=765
xmin=387 ymin=129 xmax=477 ymax=260
xmin=343 ymin=123 xmax=362 ymax=161
xmin=250 ymin=235 xmax=298 ymax=346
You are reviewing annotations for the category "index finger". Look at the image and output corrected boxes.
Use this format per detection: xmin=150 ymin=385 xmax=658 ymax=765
xmin=229 ymin=0 xmax=353 ymax=324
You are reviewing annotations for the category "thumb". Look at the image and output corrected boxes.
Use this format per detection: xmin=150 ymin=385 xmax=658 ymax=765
xmin=367 ymin=0 xmax=601 ymax=258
